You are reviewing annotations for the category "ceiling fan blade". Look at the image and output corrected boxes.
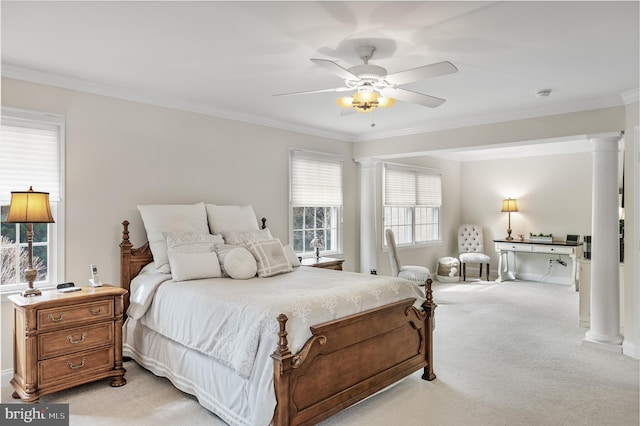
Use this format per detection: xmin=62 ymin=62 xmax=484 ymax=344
xmin=310 ymin=58 xmax=359 ymax=81
xmin=273 ymin=86 xmax=352 ymax=97
xmin=388 ymin=87 xmax=446 ymax=108
xmin=385 ymin=61 xmax=458 ymax=86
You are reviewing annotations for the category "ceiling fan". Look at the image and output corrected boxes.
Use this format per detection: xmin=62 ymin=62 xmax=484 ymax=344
xmin=275 ymin=46 xmax=458 ymax=113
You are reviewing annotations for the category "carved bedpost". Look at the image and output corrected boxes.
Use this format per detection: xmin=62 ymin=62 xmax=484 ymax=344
xmin=120 ymin=220 xmax=133 ymax=313
xmin=271 ymin=314 xmax=294 ymax=426
xmin=422 ymin=278 xmax=437 ymax=381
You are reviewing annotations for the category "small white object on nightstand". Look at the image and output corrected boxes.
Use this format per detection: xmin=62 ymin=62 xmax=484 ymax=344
xmin=89 ymin=263 xmax=102 ymax=287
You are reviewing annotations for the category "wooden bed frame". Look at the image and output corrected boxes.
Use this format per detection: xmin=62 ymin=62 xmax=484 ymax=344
xmin=119 ymin=220 xmax=437 ymax=426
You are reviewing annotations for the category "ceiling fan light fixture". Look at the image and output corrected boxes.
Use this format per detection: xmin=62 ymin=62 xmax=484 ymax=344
xmin=353 ymin=89 xmax=379 ymax=103
xmin=336 ymin=97 xmax=354 ymax=108
xmin=377 ymin=97 xmax=396 ymax=108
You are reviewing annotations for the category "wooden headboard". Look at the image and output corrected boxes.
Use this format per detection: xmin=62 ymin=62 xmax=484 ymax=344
xmin=119 ymin=218 xmax=267 ymax=311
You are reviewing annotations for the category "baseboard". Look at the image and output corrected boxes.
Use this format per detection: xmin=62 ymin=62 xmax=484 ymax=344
xmin=1 ymin=368 xmax=12 ymax=388
xmin=622 ymin=340 xmax=639 ymax=360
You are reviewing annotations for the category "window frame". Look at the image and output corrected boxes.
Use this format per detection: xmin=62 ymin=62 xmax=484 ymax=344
xmin=383 ymin=162 xmax=442 ymax=248
xmin=289 ymin=149 xmax=344 ymax=258
xmin=1 ymin=107 xmax=65 ymax=298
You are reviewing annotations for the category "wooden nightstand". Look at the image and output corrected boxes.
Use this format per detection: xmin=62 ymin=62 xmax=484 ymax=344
xmin=9 ymin=285 xmax=127 ymax=402
xmin=300 ymin=257 xmax=345 ymax=271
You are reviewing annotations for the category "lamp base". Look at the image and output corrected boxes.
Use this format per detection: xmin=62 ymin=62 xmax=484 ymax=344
xmin=21 ymin=287 xmax=41 ymax=297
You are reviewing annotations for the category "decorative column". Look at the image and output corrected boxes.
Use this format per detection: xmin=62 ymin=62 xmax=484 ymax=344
xmin=584 ymin=133 xmax=623 ymax=351
xmin=357 ymin=158 xmax=379 ymax=274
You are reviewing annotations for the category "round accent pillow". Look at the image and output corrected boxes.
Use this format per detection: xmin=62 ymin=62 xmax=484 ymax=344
xmin=224 ymin=247 xmax=257 ymax=279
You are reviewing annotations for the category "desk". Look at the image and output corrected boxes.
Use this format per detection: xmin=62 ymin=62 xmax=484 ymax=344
xmin=494 ymin=240 xmax=583 ymax=288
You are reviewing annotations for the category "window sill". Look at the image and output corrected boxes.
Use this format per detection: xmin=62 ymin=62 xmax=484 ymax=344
xmin=383 ymin=240 xmax=443 ymax=252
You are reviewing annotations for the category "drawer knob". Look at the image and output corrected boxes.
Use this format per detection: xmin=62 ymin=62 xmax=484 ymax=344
xmin=67 ymin=332 xmax=88 ymax=344
xmin=67 ymin=357 xmax=87 ymax=370
xmin=89 ymin=307 xmax=103 ymax=315
xmin=47 ymin=313 xmax=65 ymax=322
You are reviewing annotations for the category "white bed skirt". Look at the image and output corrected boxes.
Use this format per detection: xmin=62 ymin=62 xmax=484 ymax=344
xmin=123 ymin=317 xmax=276 ymax=426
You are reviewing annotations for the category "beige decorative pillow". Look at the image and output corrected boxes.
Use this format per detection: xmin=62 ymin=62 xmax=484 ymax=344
xmin=167 ymin=250 xmax=222 ymax=281
xmin=246 ymin=239 xmax=293 ymax=278
xmin=218 ymin=247 xmax=257 ymax=279
xmin=164 ymin=232 xmax=224 ymax=280
xmin=222 ymin=228 xmax=272 ymax=245
xmin=283 ymin=244 xmax=301 ymax=267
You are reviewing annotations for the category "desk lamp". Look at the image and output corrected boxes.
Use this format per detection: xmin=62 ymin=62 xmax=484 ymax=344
xmin=5 ymin=186 xmax=55 ymax=296
xmin=501 ymin=198 xmax=518 ymax=241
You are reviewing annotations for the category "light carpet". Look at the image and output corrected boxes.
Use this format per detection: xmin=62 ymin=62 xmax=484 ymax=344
xmin=3 ymin=280 xmax=639 ymax=425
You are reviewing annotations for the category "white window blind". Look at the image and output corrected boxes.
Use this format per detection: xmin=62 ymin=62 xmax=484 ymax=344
xmin=384 ymin=163 xmax=441 ymax=206
xmin=1 ymin=111 xmax=62 ymax=201
xmin=290 ymin=150 xmax=343 ymax=206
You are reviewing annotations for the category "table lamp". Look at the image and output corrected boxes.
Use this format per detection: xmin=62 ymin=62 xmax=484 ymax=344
xmin=501 ymin=198 xmax=518 ymax=241
xmin=5 ymin=186 xmax=55 ymax=296
xmin=310 ymin=236 xmax=324 ymax=259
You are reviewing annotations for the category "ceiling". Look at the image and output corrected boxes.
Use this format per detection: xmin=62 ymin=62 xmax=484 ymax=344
xmin=2 ymin=1 xmax=638 ymax=146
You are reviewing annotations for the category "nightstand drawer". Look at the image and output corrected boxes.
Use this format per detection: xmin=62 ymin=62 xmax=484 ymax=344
xmin=38 ymin=299 xmax=114 ymax=331
xmin=38 ymin=347 xmax=115 ymax=387
xmin=39 ymin=322 xmax=114 ymax=360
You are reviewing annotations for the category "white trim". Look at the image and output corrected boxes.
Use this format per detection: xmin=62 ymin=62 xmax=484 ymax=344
xmin=627 ymin=125 xmax=640 ymax=359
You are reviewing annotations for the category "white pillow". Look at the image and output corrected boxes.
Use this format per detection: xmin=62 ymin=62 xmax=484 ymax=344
xmin=138 ymin=203 xmax=209 ymax=273
xmin=222 ymin=247 xmax=257 ymax=279
xmin=205 ymin=204 xmax=259 ymax=234
xmin=246 ymin=239 xmax=293 ymax=278
xmin=222 ymin=228 xmax=272 ymax=245
xmin=283 ymin=244 xmax=301 ymax=267
xmin=168 ymin=250 xmax=222 ymax=281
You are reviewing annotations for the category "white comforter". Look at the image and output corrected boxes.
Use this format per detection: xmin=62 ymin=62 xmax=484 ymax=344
xmin=128 ymin=267 xmax=426 ymax=379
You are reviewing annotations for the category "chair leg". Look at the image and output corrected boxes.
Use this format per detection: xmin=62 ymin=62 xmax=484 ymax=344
xmin=479 ymin=263 xmax=483 ymax=279
xmin=462 ymin=263 xmax=466 ymax=281
xmin=486 ymin=263 xmax=490 ymax=281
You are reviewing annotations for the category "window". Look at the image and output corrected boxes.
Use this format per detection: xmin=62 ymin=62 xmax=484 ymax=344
xmin=1 ymin=108 xmax=64 ymax=294
xmin=383 ymin=162 xmax=442 ymax=246
xmin=290 ymin=150 xmax=343 ymax=256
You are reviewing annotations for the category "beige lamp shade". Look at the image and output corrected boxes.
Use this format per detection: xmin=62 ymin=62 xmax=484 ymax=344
xmin=501 ymin=198 xmax=519 ymax=213
xmin=6 ymin=186 xmax=55 ymax=223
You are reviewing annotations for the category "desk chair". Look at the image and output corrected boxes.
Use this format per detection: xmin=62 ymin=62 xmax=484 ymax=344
xmin=385 ymin=229 xmax=431 ymax=284
xmin=458 ymin=224 xmax=490 ymax=281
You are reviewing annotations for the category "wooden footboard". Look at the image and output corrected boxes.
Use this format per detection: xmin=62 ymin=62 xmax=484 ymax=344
xmin=271 ymin=279 xmax=436 ymax=426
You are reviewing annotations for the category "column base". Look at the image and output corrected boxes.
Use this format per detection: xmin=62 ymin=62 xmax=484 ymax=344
xmin=583 ymin=330 xmax=623 ymax=352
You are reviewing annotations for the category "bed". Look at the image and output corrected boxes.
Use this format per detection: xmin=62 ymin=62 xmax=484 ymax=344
xmin=119 ymin=203 xmax=437 ymax=426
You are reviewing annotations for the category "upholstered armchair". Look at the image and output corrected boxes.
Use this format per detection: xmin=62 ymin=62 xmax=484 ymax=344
xmin=458 ymin=224 xmax=490 ymax=281
xmin=385 ymin=229 xmax=431 ymax=284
